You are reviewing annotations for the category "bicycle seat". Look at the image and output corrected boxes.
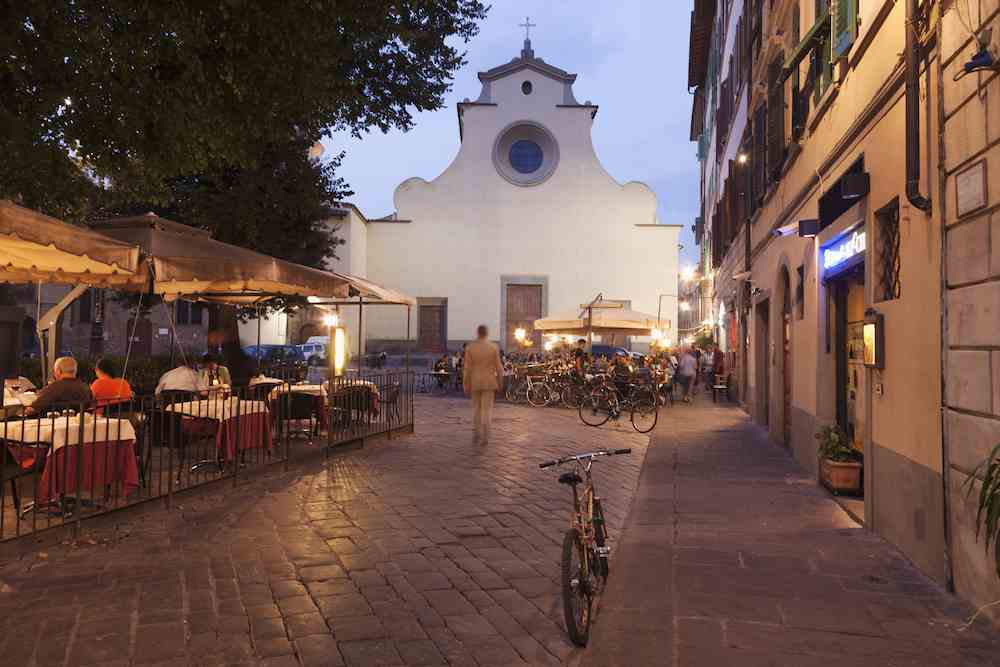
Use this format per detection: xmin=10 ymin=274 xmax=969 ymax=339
xmin=559 ymin=472 xmax=583 ymax=486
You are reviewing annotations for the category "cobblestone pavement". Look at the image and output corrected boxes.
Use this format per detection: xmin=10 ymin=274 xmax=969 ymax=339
xmin=0 ymin=396 xmax=648 ymax=667
xmin=581 ymin=396 xmax=1000 ymax=666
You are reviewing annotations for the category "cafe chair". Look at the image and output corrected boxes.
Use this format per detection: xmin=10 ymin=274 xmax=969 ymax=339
xmin=248 ymin=381 xmax=283 ymax=401
xmin=0 ymin=441 xmax=52 ymax=518
xmin=270 ymin=392 xmax=319 ymax=444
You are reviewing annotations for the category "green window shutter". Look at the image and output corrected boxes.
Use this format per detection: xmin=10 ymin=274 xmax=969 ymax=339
xmin=833 ymin=0 xmax=858 ymax=58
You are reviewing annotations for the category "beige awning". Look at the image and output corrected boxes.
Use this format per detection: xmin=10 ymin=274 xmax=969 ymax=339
xmin=93 ymin=213 xmax=355 ymax=304
xmin=0 ymin=200 xmax=142 ymax=285
xmin=328 ymin=273 xmax=417 ymax=306
xmin=534 ymin=309 xmax=666 ymax=336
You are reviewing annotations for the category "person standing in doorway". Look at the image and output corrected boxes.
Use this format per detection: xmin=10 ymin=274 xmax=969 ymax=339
xmin=463 ymin=325 xmax=504 ymax=445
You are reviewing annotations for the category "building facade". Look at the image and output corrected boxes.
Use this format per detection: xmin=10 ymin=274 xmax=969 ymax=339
xmin=689 ymin=0 xmax=1000 ymax=615
xmin=345 ymin=37 xmax=680 ymax=353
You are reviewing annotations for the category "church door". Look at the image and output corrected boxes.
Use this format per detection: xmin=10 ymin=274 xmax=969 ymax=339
xmin=418 ymin=305 xmax=446 ymax=352
xmin=506 ymin=284 xmax=543 ymax=350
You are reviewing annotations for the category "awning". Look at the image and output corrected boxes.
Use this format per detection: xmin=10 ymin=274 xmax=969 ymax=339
xmin=329 ymin=273 xmax=417 ymax=306
xmin=534 ymin=309 xmax=666 ymax=336
xmin=0 ymin=200 xmax=142 ymax=285
xmin=92 ymin=213 xmax=354 ymax=304
xmin=781 ymin=8 xmax=831 ymax=85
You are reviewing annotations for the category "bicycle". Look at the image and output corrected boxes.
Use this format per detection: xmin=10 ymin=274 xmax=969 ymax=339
xmin=579 ymin=376 xmax=658 ymax=433
xmin=539 ymin=448 xmax=632 ymax=646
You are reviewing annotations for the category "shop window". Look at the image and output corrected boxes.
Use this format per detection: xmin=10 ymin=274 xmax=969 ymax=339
xmin=875 ymin=199 xmax=901 ymax=301
xmin=176 ymin=300 xmax=190 ymax=325
xmin=78 ymin=289 xmax=92 ymax=323
xmin=796 ymin=265 xmax=805 ymax=319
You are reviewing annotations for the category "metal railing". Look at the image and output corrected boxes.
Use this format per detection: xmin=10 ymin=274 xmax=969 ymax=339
xmin=0 ymin=370 xmax=414 ymax=543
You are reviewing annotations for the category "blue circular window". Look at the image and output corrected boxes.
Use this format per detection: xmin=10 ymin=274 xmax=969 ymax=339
xmin=509 ymin=140 xmax=544 ymax=174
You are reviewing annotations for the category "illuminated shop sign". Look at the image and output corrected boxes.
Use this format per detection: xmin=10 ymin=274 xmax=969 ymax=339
xmin=822 ymin=228 xmax=866 ymax=272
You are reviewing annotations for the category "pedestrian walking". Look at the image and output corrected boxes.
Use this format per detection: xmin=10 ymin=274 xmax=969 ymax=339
xmin=677 ymin=347 xmax=697 ymax=403
xmin=463 ymin=324 xmax=504 ymax=445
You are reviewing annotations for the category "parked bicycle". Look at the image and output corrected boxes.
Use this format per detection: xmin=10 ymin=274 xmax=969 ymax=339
xmin=540 ymin=448 xmax=632 ymax=646
xmin=579 ymin=375 xmax=658 ymax=433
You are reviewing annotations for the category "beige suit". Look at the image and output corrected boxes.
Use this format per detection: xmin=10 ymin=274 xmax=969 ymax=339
xmin=463 ymin=339 xmax=503 ymax=443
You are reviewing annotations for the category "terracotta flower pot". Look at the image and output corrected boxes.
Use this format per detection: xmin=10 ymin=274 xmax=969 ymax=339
xmin=820 ymin=458 xmax=862 ymax=494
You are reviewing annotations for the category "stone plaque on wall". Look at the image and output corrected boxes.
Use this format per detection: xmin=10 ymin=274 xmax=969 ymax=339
xmin=956 ymin=159 xmax=987 ymax=218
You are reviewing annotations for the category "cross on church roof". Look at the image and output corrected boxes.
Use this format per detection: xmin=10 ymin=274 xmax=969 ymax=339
xmin=519 ymin=16 xmax=536 ymax=40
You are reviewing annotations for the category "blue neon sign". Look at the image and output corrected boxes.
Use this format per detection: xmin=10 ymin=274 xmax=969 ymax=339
xmin=822 ymin=228 xmax=866 ymax=272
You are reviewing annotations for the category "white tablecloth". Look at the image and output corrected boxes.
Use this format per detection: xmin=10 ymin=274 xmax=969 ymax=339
xmin=165 ymin=398 xmax=268 ymax=420
xmin=0 ymin=416 xmax=136 ymax=451
xmin=272 ymin=383 xmax=326 ymax=398
xmin=328 ymin=380 xmax=381 ymax=398
xmin=249 ymin=376 xmax=285 ymax=386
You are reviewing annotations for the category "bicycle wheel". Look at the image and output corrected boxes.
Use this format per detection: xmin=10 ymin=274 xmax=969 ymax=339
xmin=579 ymin=389 xmax=614 ymax=427
xmin=527 ymin=383 xmax=550 ymax=407
xmin=561 ymin=528 xmax=592 ymax=646
xmin=630 ymin=396 xmax=658 ymax=433
xmin=562 ymin=384 xmax=585 ymax=410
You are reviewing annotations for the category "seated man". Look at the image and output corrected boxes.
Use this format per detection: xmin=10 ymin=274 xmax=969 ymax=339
xmin=156 ymin=361 xmax=208 ymax=396
xmin=90 ymin=357 xmax=133 ymax=407
xmin=30 ymin=356 xmax=93 ymax=414
xmin=199 ymin=353 xmax=232 ymax=389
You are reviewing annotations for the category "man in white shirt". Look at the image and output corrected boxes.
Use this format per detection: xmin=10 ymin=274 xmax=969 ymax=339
xmin=155 ymin=363 xmax=209 ymax=395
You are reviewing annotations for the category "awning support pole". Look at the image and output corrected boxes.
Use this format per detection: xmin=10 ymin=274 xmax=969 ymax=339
xmin=256 ymin=306 xmax=262 ymax=375
xmin=37 ymin=284 xmax=89 ymax=383
xmin=358 ymin=296 xmax=364 ymax=371
xmin=405 ymin=305 xmax=411 ymax=371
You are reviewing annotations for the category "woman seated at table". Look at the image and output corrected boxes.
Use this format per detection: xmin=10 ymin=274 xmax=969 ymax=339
xmin=91 ymin=357 xmax=133 ymax=407
xmin=199 ymin=353 xmax=232 ymax=390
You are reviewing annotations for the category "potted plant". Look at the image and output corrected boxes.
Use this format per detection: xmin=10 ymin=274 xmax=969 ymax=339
xmin=816 ymin=425 xmax=862 ymax=494
xmin=965 ymin=443 xmax=1000 ymax=579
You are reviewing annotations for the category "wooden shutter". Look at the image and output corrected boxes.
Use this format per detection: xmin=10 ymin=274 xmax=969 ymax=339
xmin=753 ymin=104 xmax=767 ymax=204
xmin=767 ymin=54 xmax=786 ymax=181
xmin=833 ymin=0 xmax=858 ymax=58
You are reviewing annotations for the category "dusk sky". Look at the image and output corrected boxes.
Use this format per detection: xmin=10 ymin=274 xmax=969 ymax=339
xmin=321 ymin=1 xmax=698 ymax=266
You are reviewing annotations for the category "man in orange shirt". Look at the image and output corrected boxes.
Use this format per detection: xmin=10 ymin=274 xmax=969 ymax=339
xmin=90 ymin=358 xmax=133 ymax=406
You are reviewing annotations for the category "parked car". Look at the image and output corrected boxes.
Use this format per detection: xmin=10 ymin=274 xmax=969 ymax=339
xmin=589 ymin=344 xmax=641 ymax=360
xmin=298 ymin=342 xmax=327 ymax=365
xmin=243 ymin=344 xmax=306 ymax=369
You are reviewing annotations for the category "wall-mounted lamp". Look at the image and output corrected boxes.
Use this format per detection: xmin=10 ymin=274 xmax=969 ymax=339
xmin=863 ymin=308 xmax=885 ymax=370
xmin=737 ymin=153 xmax=748 ymax=165
xmin=798 ymin=219 xmax=821 ymax=238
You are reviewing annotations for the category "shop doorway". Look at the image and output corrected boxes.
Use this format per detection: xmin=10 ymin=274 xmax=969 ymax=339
xmin=780 ymin=268 xmax=792 ymax=447
xmin=831 ymin=263 xmax=867 ymax=457
xmin=755 ymin=298 xmax=770 ymax=427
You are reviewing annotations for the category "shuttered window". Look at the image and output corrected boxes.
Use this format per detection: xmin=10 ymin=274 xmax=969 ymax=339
xmin=752 ymin=104 xmax=768 ymax=207
xmin=833 ymin=0 xmax=859 ymax=58
xmin=812 ymin=0 xmax=834 ymax=103
xmin=767 ymin=54 xmax=786 ymax=181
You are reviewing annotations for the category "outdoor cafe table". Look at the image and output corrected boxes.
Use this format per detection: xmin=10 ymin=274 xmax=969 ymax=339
xmin=165 ymin=398 xmax=272 ymax=460
xmin=0 ymin=414 xmax=139 ymax=502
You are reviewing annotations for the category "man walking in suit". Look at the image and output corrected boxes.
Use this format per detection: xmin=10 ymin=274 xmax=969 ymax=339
xmin=463 ymin=324 xmax=504 ymax=445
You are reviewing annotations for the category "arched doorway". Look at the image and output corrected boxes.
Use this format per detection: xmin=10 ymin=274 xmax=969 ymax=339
xmin=780 ymin=267 xmax=792 ymax=447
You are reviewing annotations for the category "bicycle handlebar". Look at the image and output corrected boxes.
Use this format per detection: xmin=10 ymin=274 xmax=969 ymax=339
xmin=538 ymin=448 xmax=632 ymax=469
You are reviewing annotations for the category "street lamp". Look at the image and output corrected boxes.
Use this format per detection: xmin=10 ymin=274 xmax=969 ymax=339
xmin=679 ymin=301 xmax=691 ymax=312
xmin=514 ymin=327 xmax=526 ymax=342
xmin=680 ymin=266 xmax=697 ymax=282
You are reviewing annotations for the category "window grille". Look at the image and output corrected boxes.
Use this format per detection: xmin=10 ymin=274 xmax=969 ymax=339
xmin=875 ymin=200 xmax=901 ymax=301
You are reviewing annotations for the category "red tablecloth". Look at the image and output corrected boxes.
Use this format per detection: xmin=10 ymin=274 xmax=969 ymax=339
xmin=36 ymin=440 xmax=139 ymax=502
xmin=217 ymin=412 xmax=272 ymax=460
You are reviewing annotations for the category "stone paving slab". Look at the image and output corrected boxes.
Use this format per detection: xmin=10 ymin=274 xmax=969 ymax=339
xmin=580 ymin=396 xmax=1000 ymax=667
xmin=0 ymin=395 xmax=647 ymax=666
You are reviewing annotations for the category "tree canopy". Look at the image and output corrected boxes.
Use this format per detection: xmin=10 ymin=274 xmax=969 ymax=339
xmin=1 ymin=0 xmax=488 ymax=218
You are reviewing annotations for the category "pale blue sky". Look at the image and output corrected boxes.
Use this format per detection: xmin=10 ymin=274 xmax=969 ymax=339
xmin=321 ymin=1 xmax=698 ymax=265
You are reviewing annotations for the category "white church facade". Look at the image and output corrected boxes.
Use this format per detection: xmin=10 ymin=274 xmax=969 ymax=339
xmin=248 ymin=37 xmax=681 ymax=355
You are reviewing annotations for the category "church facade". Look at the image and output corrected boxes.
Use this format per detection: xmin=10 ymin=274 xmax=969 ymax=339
xmin=314 ymin=38 xmax=681 ymax=354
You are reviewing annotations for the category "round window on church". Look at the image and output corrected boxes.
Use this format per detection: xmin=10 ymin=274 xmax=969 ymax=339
xmin=492 ymin=121 xmax=559 ymax=187
xmin=509 ymin=140 xmax=543 ymax=174
xmin=521 ymin=81 xmax=533 ymax=95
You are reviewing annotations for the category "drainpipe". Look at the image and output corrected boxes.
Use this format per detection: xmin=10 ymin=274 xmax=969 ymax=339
xmin=905 ymin=0 xmax=932 ymax=212
xmin=935 ymin=12 xmax=955 ymax=593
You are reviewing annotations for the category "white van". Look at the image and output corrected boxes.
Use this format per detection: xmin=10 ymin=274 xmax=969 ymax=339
xmin=298 ymin=341 xmax=327 ymax=364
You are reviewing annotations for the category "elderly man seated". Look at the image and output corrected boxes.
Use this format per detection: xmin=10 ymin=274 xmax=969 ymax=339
xmin=29 ymin=356 xmax=93 ymax=415
xmin=155 ymin=361 xmax=209 ymax=396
